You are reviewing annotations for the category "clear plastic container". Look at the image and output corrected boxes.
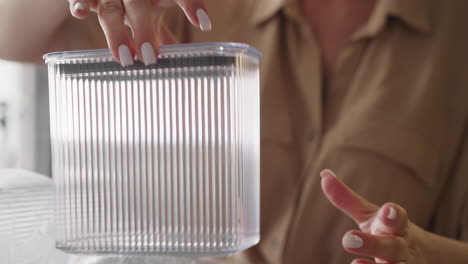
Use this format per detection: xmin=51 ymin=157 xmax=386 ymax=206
xmin=44 ymin=43 xmax=261 ymax=256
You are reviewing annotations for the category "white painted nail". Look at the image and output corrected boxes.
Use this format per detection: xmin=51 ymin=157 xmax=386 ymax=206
xmin=343 ymin=234 xmax=364 ymax=249
xmin=141 ymin=42 xmax=157 ymax=65
xmin=388 ymin=206 xmax=397 ymax=220
xmin=323 ymin=169 xmax=337 ymax=177
xmin=196 ymin=8 xmax=212 ymax=31
xmin=118 ymin=45 xmax=133 ymax=66
xmin=73 ymin=2 xmax=86 ymax=13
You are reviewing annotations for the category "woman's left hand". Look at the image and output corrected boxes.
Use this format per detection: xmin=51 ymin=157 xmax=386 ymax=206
xmin=320 ymin=169 xmax=428 ymax=264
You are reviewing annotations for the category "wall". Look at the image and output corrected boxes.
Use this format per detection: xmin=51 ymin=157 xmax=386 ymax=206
xmin=0 ymin=60 xmax=51 ymax=176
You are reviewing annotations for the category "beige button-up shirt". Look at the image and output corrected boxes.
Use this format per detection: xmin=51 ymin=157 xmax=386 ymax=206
xmin=165 ymin=0 xmax=468 ymax=263
xmin=65 ymin=0 xmax=468 ymax=262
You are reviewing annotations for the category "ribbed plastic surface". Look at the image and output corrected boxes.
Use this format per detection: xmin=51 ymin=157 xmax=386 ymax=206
xmin=45 ymin=43 xmax=261 ymax=256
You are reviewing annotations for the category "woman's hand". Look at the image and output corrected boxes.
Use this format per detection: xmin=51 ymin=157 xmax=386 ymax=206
xmin=320 ymin=169 xmax=428 ymax=264
xmin=67 ymin=0 xmax=212 ymax=66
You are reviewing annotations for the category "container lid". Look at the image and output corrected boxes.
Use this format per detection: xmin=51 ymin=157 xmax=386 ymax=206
xmin=43 ymin=42 xmax=261 ymax=64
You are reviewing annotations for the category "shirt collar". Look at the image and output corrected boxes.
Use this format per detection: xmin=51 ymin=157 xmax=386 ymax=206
xmin=353 ymin=0 xmax=432 ymax=39
xmin=250 ymin=0 xmax=432 ymax=34
xmin=387 ymin=0 xmax=432 ymax=33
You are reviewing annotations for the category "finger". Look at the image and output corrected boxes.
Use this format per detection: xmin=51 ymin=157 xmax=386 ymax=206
xmin=176 ymin=0 xmax=212 ymax=31
xmin=342 ymin=231 xmax=409 ymax=263
xmin=352 ymin=259 xmax=376 ymax=264
xmin=69 ymin=0 xmax=96 ymax=19
xmin=160 ymin=22 xmax=179 ymax=45
xmin=97 ymin=0 xmax=135 ymax=66
xmin=352 ymin=258 xmax=406 ymax=264
xmin=372 ymin=203 xmax=409 ymax=237
xmin=320 ymin=169 xmax=379 ymax=224
xmin=122 ymin=0 xmax=158 ymax=65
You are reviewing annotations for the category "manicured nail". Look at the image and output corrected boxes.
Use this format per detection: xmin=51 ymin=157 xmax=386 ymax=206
xmin=388 ymin=206 xmax=397 ymax=220
xmin=118 ymin=45 xmax=133 ymax=66
xmin=196 ymin=8 xmax=212 ymax=31
xmin=343 ymin=233 xmax=364 ymax=249
xmin=141 ymin=42 xmax=157 ymax=65
xmin=73 ymin=2 xmax=86 ymax=14
xmin=352 ymin=261 xmax=365 ymax=264
xmin=320 ymin=169 xmax=337 ymax=178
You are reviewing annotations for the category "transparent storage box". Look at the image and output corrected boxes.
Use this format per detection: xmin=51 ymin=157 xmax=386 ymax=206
xmin=44 ymin=43 xmax=261 ymax=256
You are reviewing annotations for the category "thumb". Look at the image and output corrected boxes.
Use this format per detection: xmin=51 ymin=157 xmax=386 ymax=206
xmin=320 ymin=169 xmax=379 ymax=225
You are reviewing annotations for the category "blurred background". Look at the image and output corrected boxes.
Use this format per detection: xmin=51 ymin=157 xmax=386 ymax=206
xmin=0 ymin=60 xmax=51 ymax=176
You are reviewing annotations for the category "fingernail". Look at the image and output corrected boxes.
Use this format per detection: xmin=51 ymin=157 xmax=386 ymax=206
xmin=141 ymin=42 xmax=157 ymax=65
xmin=320 ymin=169 xmax=337 ymax=178
xmin=118 ymin=45 xmax=133 ymax=66
xmin=73 ymin=2 xmax=86 ymax=13
xmin=343 ymin=233 xmax=364 ymax=249
xmin=388 ymin=206 xmax=397 ymax=220
xmin=196 ymin=8 xmax=212 ymax=31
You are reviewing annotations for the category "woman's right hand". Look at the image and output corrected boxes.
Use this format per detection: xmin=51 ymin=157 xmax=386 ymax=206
xmin=320 ymin=170 xmax=430 ymax=264
xmin=67 ymin=0 xmax=212 ymax=66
